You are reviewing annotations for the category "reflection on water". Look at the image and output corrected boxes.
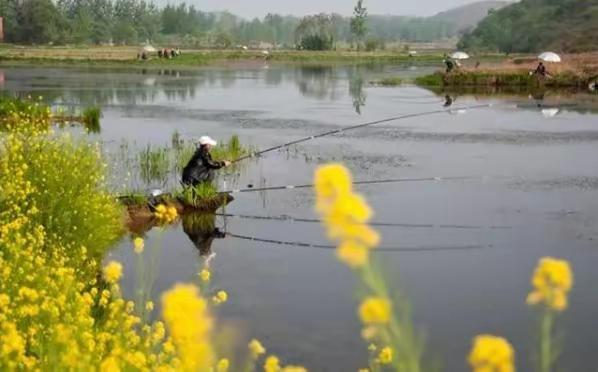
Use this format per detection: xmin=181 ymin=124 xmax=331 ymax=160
xmin=182 ymin=212 xmax=226 ymax=259
xmin=1 ymin=64 xmax=420 ymax=110
xmin=349 ymin=66 xmax=367 ymax=114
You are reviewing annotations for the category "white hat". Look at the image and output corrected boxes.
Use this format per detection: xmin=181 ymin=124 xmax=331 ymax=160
xmin=197 ymin=136 xmax=217 ymax=146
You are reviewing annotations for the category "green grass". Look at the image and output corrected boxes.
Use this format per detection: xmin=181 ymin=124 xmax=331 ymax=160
xmin=82 ymin=106 xmax=102 ymax=133
xmin=414 ymin=72 xmax=444 ymax=86
xmin=375 ymin=76 xmax=404 ymax=86
xmin=177 ymin=182 xmax=219 ymax=207
xmin=0 ymin=48 xmax=452 ymax=67
xmin=415 ymin=70 xmax=592 ymax=88
xmin=118 ymin=192 xmax=150 ymax=206
xmin=138 ymin=144 xmax=170 ymax=184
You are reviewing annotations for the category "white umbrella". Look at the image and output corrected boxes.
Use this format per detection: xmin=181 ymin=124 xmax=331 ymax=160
xmin=451 ymin=51 xmax=470 ymax=60
xmin=538 ymin=52 xmax=561 ymax=63
xmin=142 ymin=45 xmax=157 ymax=53
xmin=541 ymin=108 xmax=560 ymax=118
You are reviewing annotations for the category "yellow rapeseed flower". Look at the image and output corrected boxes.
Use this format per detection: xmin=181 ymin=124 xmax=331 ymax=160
xmin=378 ymin=346 xmax=393 ymax=364
xmin=100 ymin=357 xmax=121 ymax=372
xmin=133 ymin=237 xmax=144 ymax=254
xmin=213 ymin=290 xmax=228 ymax=304
xmin=249 ymin=338 xmax=266 ymax=359
xmin=314 ymin=164 xmax=380 ymax=269
xmin=162 ymin=284 xmax=213 ymax=371
xmin=103 ymin=261 xmax=123 ymax=284
xmin=264 ymin=355 xmax=281 ymax=372
xmin=281 ymin=366 xmax=307 ymax=372
xmin=336 ymin=241 xmax=369 ymax=268
xmin=154 ymin=204 xmax=178 ymax=224
xmin=526 ymin=257 xmax=573 ymax=312
xmin=216 ymin=358 xmax=230 ymax=372
xmin=314 ymin=163 xmax=352 ymax=213
xmin=145 ymin=301 xmax=154 ymax=311
xmin=468 ymin=334 xmax=514 ymax=372
xmin=358 ymin=297 xmax=392 ymax=325
xmin=199 ymin=269 xmax=211 ymax=282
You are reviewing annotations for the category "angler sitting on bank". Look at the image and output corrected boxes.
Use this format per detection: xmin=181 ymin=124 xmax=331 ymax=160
xmin=182 ymin=136 xmax=231 ymax=187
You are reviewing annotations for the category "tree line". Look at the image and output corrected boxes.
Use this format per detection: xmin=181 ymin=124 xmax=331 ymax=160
xmin=0 ymin=0 xmax=459 ymax=48
xmin=458 ymin=0 xmax=598 ymax=53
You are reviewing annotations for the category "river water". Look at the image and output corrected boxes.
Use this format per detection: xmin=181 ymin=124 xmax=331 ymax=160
xmin=2 ymin=63 xmax=598 ymax=371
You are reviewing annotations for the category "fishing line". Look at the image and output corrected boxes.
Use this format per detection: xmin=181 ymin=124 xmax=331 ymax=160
xmin=216 ymin=212 xmax=512 ymax=230
xmin=223 ymin=175 xmax=495 ymax=194
xmin=226 ymin=232 xmax=488 ymax=253
xmin=232 ymin=103 xmax=493 ymax=163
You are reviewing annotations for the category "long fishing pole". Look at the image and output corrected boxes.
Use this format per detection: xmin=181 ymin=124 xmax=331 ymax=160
xmin=216 ymin=212 xmax=512 ymax=230
xmin=232 ymin=103 xmax=492 ymax=163
xmin=226 ymin=232 xmax=489 ymax=253
xmin=222 ymin=175 xmax=496 ymax=194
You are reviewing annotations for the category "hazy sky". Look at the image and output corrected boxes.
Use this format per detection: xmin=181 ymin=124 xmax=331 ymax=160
xmin=156 ymin=0 xmax=490 ymax=19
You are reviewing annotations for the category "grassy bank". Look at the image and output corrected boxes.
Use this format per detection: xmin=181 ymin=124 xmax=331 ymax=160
xmin=414 ymin=70 xmax=594 ymax=88
xmin=0 ymin=45 xmax=452 ymax=67
xmin=412 ymin=54 xmax=598 ymax=89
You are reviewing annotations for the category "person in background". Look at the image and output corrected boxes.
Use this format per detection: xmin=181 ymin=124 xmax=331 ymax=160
xmin=443 ymin=54 xmax=455 ymax=73
xmin=533 ymin=61 xmax=549 ymax=77
xmin=182 ymin=136 xmax=231 ymax=187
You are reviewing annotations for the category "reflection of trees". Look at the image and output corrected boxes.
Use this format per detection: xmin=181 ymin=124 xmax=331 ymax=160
xmin=294 ymin=65 xmax=339 ymax=99
xmin=6 ymin=64 xmax=385 ymax=111
xmin=264 ymin=66 xmax=284 ymax=86
xmin=348 ymin=67 xmax=366 ymax=114
xmin=5 ymin=68 xmax=240 ymax=106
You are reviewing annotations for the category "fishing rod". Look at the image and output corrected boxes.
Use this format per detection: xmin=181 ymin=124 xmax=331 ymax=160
xmin=222 ymin=175 xmax=496 ymax=194
xmin=232 ymin=103 xmax=493 ymax=163
xmin=115 ymin=175 xmax=497 ymax=202
xmin=216 ymin=212 xmax=512 ymax=230
xmin=226 ymin=232 xmax=489 ymax=253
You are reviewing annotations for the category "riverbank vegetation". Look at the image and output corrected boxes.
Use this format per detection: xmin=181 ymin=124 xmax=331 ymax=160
xmin=0 ymin=95 xmax=102 ymax=132
xmin=0 ymin=0 xmax=472 ymax=48
xmin=413 ymin=54 xmax=598 ymax=89
xmin=0 ymin=45 xmax=452 ymax=67
xmin=458 ymin=0 xmax=598 ymax=53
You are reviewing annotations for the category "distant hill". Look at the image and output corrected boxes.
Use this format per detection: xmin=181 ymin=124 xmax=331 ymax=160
xmin=458 ymin=0 xmax=598 ymax=52
xmin=431 ymin=1 xmax=512 ymax=32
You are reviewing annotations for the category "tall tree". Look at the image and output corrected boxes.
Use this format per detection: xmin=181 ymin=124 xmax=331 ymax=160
xmin=295 ymin=14 xmax=336 ymax=50
xmin=350 ymin=0 xmax=368 ymax=50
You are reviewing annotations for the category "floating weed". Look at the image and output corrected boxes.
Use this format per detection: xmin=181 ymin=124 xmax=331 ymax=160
xmin=177 ymin=183 xmax=219 ymax=207
xmin=82 ymin=106 xmax=102 ymax=133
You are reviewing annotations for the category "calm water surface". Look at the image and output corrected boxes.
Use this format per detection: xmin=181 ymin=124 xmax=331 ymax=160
xmin=2 ymin=63 xmax=598 ymax=371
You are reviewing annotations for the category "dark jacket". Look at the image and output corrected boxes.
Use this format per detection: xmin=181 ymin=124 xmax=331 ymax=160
xmin=182 ymin=146 xmax=225 ymax=185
